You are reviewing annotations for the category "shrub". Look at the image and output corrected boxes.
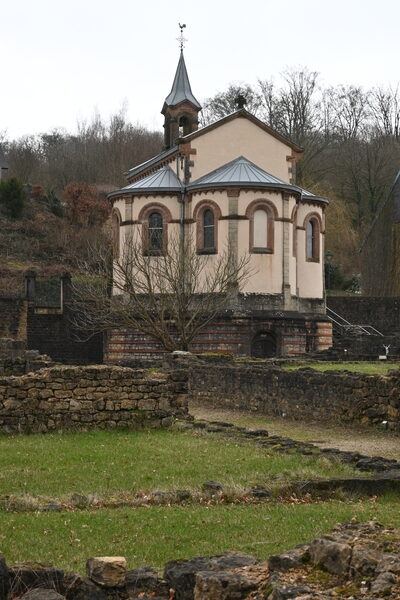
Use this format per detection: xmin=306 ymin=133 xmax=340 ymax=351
xmin=0 ymin=178 xmax=26 ymax=218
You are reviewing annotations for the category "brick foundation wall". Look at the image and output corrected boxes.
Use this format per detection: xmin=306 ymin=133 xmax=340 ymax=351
xmin=0 ymin=365 xmax=188 ymax=433
xmin=105 ymin=315 xmax=332 ymax=362
xmin=189 ymin=362 xmax=400 ymax=429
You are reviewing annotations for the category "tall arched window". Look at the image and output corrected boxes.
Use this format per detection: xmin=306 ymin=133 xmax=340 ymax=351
xmin=304 ymin=214 xmax=321 ymax=261
xmin=306 ymin=220 xmax=315 ymax=259
xmin=193 ymin=200 xmax=221 ymax=254
xmin=203 ymin=209 xmax=215 ymax=250
xmin=148 ymin=211 xmax=163 ymax=253
xmin=139 ymin=204 xmax=172 ymax=256
xmin=246 ymin=200 xmax=277 ymax=253
xmin=111 ymin=210 xmax=121 ymax=258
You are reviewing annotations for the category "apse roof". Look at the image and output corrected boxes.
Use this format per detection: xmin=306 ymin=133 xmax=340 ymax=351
xmin=108 ymin=166 xmax=182 ymax=198
xmin=164 ymin=51 xmax=202 ymax=109
xmin=111 ymin=156 xmax=328 ymax=203
xmin=188 ymin=156 xmax=301 ymax=192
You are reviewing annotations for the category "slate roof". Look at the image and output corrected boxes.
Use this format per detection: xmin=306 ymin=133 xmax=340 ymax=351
xmin=125 ymin=146 xmax=178 ymax=179
xmin=300 ymin=187 xmax=329 ymax=204
xmin=188 ymin=156 xmax=296 ymax=190
xmin=164 ymin=51 xmax=201 ymax=110
xmin=108 ymin=166 xmax=182 ymax=198
xmin=111 ymin=157 xmax=328 ymax=204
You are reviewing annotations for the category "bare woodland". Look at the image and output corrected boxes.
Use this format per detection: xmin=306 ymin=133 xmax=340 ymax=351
xmin=1 ymin=70 xmax=400 ymax=286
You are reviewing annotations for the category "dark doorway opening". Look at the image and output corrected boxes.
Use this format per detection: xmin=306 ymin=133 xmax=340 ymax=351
xmin=251 ymin=331 xmax=276 ymax=358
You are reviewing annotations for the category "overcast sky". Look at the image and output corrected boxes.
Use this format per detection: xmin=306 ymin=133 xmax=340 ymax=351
xmin=2 ymin=0 xmax=400 ymax=139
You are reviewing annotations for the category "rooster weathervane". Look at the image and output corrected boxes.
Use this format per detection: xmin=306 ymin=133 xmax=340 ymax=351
xmin=177 ymin=23 xmax=187 ymax=51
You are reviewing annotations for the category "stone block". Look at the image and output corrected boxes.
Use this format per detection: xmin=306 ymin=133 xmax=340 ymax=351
xmin=20 ymin=589 xmax=66 ymax=600
xmin=8 ymin=563 xmax=64 ymax=597
xmin=86 ymin=557 xmax=126 ymax=587
xmin=194 ymin=570 xmax=258 ymax=600
xmin=309 ymin=538 xmax=351 ymax=575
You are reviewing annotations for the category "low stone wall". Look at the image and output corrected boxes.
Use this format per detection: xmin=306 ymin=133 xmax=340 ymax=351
xmin=0 ymin=365 xmax=188 ymax=433
xmin=0 ymin=338 xmax=54 ymax=375
xmin=189 ymin=362 xmax=400 ymax=429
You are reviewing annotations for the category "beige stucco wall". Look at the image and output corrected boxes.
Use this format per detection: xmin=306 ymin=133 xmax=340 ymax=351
xmin=190 ymin=117 xmax=293 ymax=183
xmin=114 ymin=191 xmax=325 ymax=300
xmin=296 ymin=202 xmax=325 ymax=299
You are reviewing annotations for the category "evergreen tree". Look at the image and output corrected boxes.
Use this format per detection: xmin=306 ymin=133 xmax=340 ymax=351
xmin=0 ymin=177 xmax=25 ymax=218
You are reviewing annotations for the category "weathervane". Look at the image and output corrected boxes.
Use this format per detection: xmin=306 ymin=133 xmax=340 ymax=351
xmin=177 ymin=23 xmax=187 ymax=51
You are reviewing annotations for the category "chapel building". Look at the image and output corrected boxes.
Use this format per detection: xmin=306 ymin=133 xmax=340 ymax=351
xmin=105 ymin=49 xmax=332 ymax=361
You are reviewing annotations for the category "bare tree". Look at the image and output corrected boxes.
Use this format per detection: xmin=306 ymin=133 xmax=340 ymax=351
xmin=369 ymin=85 xmax=400 ymax=140
xmin=71 ymin=231 xmax=251 ymax=351
xmin=326 ymin=85 xmax=370 ymax=140
xmin=200 ymin=84 xmax=263 ymax=126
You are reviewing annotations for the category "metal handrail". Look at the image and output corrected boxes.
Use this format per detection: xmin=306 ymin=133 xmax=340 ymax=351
xmin=326 ymin=307 xmax=384 ymax=337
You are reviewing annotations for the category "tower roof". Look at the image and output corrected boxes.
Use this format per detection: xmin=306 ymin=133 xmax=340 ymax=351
xmin=163 ymin=51 xmax=201 ymax=110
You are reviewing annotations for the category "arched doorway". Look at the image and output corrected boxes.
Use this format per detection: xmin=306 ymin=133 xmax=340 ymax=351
xmin=251 ymin=331 xmax=276 ymax=358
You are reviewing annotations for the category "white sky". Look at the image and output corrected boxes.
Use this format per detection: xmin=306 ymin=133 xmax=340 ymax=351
xmin=2 ymin=0 xmax=400 ymax=139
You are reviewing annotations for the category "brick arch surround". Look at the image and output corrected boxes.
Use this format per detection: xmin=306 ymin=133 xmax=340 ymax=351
xmin=245 ymin=199 xmax=278 ymax=253
xmin=193 ymin=200 xmax=222 ymax=253
xmin=138 ymin=203 xmax=173 ymax=254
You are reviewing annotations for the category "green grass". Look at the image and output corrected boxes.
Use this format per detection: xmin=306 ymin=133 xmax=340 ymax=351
xmin=0 ymin=429 xmax=359 ymax=497
xmin=282 ymin=361 xmax=399 ymax=375
xmin=0 ymin=497 xmax=399 ymax=572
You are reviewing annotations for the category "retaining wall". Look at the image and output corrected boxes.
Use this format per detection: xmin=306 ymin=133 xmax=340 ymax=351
xmin=0 ymin=365 xmax=188 ymax=433
xmin=189 ymin=362 xmax=400 ymax=429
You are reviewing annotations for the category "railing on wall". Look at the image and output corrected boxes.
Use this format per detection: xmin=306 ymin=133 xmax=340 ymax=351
xmin=326 ymin=307 xmax=384 ymax=337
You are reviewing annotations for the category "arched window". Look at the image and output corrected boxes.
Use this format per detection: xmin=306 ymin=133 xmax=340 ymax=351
xmin=138 ymin=204 xmax=172 ymax=256
xmin=111 ymin=210 xmax=121 ymax=258
xmin=193 ymin=201 xmax=221 ymax=254
xmin=246 ymin=200 xmax=277 ymax=253
xmin=148 ymin=211 xmax=163 ymax=253
xmin=203 ymin=209 xmax=215 ymax=250
xmin=291 ymin=206 xmax=297 ymax=257
xmin=304 ymin=214 xmax=321 ymax=261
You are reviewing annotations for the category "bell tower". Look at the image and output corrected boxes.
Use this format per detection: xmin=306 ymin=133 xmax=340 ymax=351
xmin=161 ymin=25 xmax=201 ymax=149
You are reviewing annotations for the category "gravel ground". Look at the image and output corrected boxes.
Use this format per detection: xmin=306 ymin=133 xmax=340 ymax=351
xmin=189 ymin=401 xmax=400 ymax=461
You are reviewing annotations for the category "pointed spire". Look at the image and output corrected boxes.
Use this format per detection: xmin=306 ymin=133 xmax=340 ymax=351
xmin=164 ymin=51 xmax=201 ymax=110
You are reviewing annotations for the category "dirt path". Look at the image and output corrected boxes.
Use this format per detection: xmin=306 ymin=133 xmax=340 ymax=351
xmin=189 ymin=401 xmax=400 ymax=461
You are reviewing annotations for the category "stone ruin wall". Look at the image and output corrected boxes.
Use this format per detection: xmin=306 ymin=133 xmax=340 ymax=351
xmin=0 ymin=338 xmax=53 ymax=376
xmin=0 ymin=365 xmax=188 ymax=434
xmin=189 ymin=362 xmax=400 ymax=429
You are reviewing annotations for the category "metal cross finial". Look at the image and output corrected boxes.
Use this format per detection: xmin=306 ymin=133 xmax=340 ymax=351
xmin=235 ymin=94 xmax=247 ymax=109
xmin=177 ymin=23 xmax=187 ymax=51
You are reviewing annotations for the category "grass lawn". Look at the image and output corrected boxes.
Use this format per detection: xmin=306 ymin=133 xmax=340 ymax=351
xmin=0 ymin=497 xmax=399 ymax=572
xmin=282 ymin=361 xmax=399 ymax=375
xmin=0 ymin=428 xmax=359 ymax=498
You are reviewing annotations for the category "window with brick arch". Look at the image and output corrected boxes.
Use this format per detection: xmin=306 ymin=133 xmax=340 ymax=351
xmin=246 ymin=200 xmax=275 ymax=253
xmin=253 ymin=209 xmax=268 ymax=248
xmin=148 ymin=211 xmax=163 ymax=253
xmin=306 ymin=217 xmax=320 ymax=261
xmin=203 ymin=209 xmax=215 ymax=250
